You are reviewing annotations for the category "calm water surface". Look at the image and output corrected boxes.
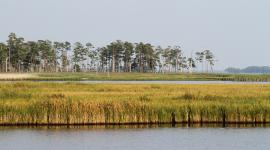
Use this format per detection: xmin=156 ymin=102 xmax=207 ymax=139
xmin=36 ymin=80 xmax=270 ymax=84
xmin=0 ymin=126 xmax=269 ymax=150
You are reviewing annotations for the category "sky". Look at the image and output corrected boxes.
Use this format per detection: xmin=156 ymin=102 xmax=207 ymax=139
xmin=0 ymin=0 xmax=270 ymax=70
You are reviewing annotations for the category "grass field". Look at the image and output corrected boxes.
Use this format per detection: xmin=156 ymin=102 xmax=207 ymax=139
xmin=0 ymin=82 xmax=270 ymax=125
xmin=1 ymin=72 xmax=270 ymax=82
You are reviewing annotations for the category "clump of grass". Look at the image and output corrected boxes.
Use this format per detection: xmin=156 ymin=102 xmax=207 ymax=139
xmin=139 ymin=95 xmax=151 ymax=102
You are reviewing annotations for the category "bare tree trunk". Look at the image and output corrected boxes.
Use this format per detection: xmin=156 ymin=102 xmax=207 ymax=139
xmin=18 ymin=62 xmax=20 ymax=73
xmin=43 ymin=60 xmax=45 ymax=72
xmin=176 ymin=54 xmax=179 ymax=73
xmin=206 ymin=61 xmax=209 ymax=73
xmin=8 ymin=47 xmax=11 ymax=72
xmin=201 ymin=62 xmax=204 ymax=73
xmin=5 ymin=58 xmax=8 ymax=72
xmin=112 ymin=51 xmax=115 ymax=73
xmin=189 ymin=61 xmax=193 ymax=74
xmin=141 ymin=54 xmax=144 ymax=72
xmin=129 ymin=62 xmax=132 ymax=72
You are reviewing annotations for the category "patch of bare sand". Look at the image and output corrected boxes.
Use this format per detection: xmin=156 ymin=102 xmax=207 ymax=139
xmin=0 ymin=73 xmax=36 ymax=79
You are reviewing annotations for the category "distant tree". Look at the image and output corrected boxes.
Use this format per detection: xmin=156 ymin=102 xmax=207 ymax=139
xmin=170 ymin=46 xmax=185 ymax=72
xmin=107 ymin=40 xmax=124 ymax=72
xmin=163 ymin=46 xmax=172 ymax=72
xmin=155 ymin=46 xmax=164 ymax=73
xmin=38 ymin=40 xmax=55 ymax=72
xmin=26 ymin=41 xmax=41 ymax=72
xmin=204 ymin=50 xmax=215 ymax=73
xmin=53 ymin=41 xmax=71 ymax=72
xmin=195 ymin=51 xmax=205 ymax=73
xmin=0 ymin=43 xmax=8 ymax=72
xmin=86 ymin=43 xmax=97 ymax=71
xmin=123 ymin=42 xmax=134 ymax=72
xmin=135 ymin=42 xmax=155 ymax=72
xmin=72 ymin=42 xmax=87 ymax=72
xmin=187 ymin=57 xmax=196 ymax=74
xmin=63 ymin=42 xmax=71 ymax=72
xmin=6 ymin=33 xmax=16 ymax=72
xmin=98 ymin=47 xmax=110 ymax=72
xmin=53 ymin=42 xmax=62 ymax=71
xmin=7 ymin=33 xmax=29 ymax=72
xmin=179 ymin=56 xmax=187 ymax=72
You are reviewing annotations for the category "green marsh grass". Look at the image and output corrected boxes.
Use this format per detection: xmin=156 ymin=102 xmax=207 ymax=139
xmin=1 ymin=72 xmax=270 ymax=82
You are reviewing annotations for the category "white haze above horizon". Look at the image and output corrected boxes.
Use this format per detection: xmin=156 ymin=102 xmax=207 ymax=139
xmin=0 ymin=0 xmax=270 ymax=70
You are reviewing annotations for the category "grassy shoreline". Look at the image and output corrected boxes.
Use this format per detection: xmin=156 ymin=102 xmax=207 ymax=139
xmin=1 ymin=72 xmax=270 ymax=82
xmin=1 ymin=82 xmax=270 ymax=126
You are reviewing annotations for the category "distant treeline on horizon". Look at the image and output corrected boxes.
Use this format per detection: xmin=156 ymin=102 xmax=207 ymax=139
xmin=225 ymin=66 xmax=270 ymax=74
xmin=0 ymin=33 xmax=216 ymax=73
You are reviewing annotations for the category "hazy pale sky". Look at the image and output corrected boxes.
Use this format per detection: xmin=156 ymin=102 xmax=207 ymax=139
xmin=1 ymin=0 xmax=270 ymax=70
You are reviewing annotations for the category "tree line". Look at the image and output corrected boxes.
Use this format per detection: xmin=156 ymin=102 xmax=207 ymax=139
xmin=225 ymin=66 xmax=270 ymax=74
xmin=0 ymin=33 xmax=216 ymax=73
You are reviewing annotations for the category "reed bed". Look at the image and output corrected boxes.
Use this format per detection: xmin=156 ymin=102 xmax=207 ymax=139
xmin=231 ymin=74 xmax=270 ymax=82
xmin=0 ymin=82 xmax=270 ymax=125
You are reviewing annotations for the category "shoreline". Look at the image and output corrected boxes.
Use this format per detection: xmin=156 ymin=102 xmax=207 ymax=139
xmin=0 ymin=121 xmax=270 ymax=127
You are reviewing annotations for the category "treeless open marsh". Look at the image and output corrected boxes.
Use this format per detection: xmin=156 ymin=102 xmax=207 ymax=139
xmin=0 ymin=82 xmax=270 ymax=125
xmin=1 ymin=72 xmax=270 ymax=82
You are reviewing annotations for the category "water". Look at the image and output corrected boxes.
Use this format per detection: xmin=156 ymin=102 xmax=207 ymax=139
xmin=36 ymin=80 xmax=270 ymax=84
xmin=0 ymin=126 xmax=269 ymax=150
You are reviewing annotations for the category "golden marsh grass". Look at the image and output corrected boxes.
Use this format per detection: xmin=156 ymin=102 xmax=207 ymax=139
xmin=0 ymin=82 xmax=270 ymax=125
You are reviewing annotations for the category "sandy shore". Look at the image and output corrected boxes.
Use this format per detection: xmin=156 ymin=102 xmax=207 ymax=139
xmin=0 ymin=73 xmax=36 ymax=79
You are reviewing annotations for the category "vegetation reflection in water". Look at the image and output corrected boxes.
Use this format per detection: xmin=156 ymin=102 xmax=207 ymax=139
xmin=1 ymin=123 xmax=270 ymax=132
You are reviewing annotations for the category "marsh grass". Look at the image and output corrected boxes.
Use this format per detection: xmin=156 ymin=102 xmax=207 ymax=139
xmin=1 ymin=72 xmax=270 ymax=82
xmin=0 ymin=82 xmax=270 ymax=125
